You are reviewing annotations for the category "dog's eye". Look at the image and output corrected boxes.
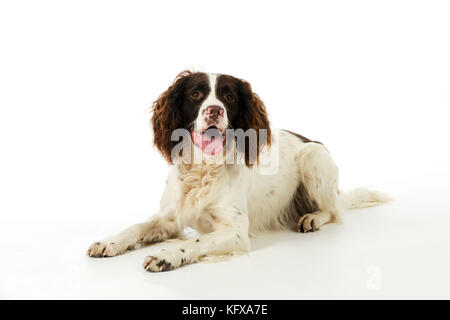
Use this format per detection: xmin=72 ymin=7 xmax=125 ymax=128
xmin=225 ymin=94 xmax=234 ymax=103
xmin=191 ymin=91 xmax=203 ymax=100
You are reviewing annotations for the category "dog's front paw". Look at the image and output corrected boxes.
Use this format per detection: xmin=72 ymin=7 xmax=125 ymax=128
xmin=297 ymin=214 xmax=320 ymax=233
xmin=143 ymin=256 xmax=175 ymax=272
xmin=143 ymin=250 xmax=186 ymax=272
xmin=87 ymin=241 xmax=124 ymax=257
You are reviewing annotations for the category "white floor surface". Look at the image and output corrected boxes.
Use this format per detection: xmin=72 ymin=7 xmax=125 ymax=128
xmin=1 ymin=172 xmax=449 ymax=300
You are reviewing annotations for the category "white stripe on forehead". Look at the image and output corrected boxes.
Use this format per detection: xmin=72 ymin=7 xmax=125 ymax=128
xmin=208 ymin=73 xmax=218 ymax=98
xmin=200 ymin=73 xmax=224 ymax=111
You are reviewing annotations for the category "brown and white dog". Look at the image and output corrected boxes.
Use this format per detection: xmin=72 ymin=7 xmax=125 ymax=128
xmin=87 ymin=71 xmax=389 ymax=272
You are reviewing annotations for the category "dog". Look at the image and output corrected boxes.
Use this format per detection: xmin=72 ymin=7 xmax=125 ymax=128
xmin=87 ymin=71 xmax=389 ymax=272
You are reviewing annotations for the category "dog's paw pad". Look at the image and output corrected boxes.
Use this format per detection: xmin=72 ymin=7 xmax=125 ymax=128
xmin=297 ymin=214 xmax=320 ymax=233
xmin=87 ymin=242 xmax=122 ymax=257
xmin=143 ymin=256 xmax=175 ymax=272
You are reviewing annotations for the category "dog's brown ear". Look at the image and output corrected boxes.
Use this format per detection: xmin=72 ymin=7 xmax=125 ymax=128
xmin=151 ymin=71 xmax=191 ymax=163
xmin=235 ymin=79 xmax=271 ymax=166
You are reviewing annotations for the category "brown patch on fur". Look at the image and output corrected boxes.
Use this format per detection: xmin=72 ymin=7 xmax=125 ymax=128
xmin=292 ymin=182 xmax=318 ymax=217
xmin=235 ymin=80 xmax=271 ymax=166
xmin=284 ymin=129 xmax=322 ymax=145
xmin=151 ymin=70 xmax=193 ymax=163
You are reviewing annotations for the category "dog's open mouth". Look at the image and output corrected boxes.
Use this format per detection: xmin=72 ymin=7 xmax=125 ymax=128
xmin=191 ymin=126 xmax=225 ymax=156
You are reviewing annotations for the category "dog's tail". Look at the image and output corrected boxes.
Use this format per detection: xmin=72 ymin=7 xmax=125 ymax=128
xmin=340 ymin=188 xmax=392 ymax=210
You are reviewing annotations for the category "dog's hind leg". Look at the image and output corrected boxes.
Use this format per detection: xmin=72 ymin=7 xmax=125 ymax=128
xmin=294 ymin=143 xmax=343 ymax=233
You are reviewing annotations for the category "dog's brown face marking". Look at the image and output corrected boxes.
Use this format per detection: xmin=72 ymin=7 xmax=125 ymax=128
xmin=180 ymin=73 xmax=210 ymax=126
xmin=215 ymin=75 xmax=241 ymax=124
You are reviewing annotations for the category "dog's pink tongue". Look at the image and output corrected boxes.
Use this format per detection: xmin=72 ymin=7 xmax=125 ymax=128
xmin=192 ymin=130 xmax=224 ymax=156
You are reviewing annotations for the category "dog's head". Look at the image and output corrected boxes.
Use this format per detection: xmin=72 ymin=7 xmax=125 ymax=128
xmin=151 ymin=71 xmax=271 ymax=166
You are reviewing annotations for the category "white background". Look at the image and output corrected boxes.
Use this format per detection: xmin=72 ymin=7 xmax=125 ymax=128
xmin=0 ymin=0 xmax=449 ymax=299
